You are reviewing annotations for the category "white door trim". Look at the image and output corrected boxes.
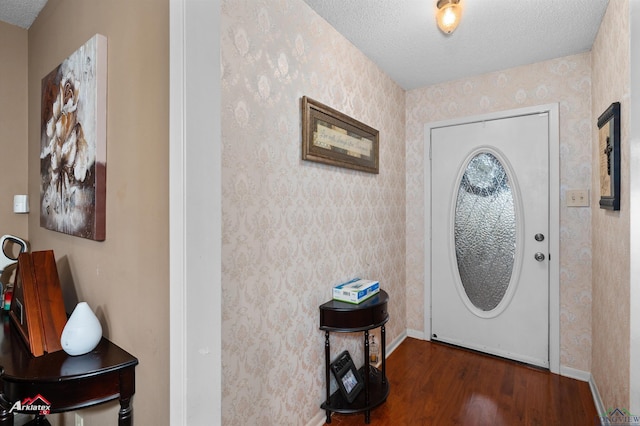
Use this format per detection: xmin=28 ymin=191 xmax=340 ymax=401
xmin=170 ymin=0 xmax=222 ymax=424
xmin=169 ymin=1 xmax=187 ymax=421
xmin=423 ymin=103 xmax=560 ymax=374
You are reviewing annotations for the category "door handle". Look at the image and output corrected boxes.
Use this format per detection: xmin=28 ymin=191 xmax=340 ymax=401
xmin=534 ymin=233 xmax=545 ymax=242
xmin=534 ymin=252 xmax=545 ymax=262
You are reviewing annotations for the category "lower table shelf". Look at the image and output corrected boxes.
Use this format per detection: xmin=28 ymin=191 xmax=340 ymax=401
xmin=321 ymin=366 xmax=390 ymax=415
xmin=320 ymin=291 xmax=389 ymax=424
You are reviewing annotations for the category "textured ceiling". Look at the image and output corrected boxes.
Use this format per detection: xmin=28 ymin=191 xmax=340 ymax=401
xmin=0 ymin=0 xmax=47 ymax=29
xmin=302 ymin=0 xmax=609 ymax=90
xmin=0 ymin=1 xmax=609 ymax=89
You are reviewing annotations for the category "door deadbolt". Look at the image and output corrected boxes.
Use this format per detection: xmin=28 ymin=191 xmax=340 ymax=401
xmin=534 ymin=252 xmax=546 ymax=262
xmin=534 ymin=233 xmax=545 ymax=242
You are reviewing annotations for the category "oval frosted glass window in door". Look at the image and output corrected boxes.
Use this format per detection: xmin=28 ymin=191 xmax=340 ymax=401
xmin=454 ymin=152 xmax=516 ymax=312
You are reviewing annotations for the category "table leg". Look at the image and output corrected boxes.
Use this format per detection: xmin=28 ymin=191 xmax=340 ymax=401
xmin=0 ymin=394 xmax=13 ymax=426
xmin=324 ymin=331 xmax=331 ymax=424
xmin=23 ymin=416 xmax=50 ymax=425
xmin=118 ymin=367 xmax=136 ymax=426
xmin=381 ymin=325 xmax=386 ymax=385
xmin=364 ymin=330 xmax=370 ymax=424
xmin=118 ymin=397 xmax=133 ymax=426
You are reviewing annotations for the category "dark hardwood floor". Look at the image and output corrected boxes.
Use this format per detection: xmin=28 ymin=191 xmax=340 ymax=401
xmin=329 ymin=338 xmax=597 ymax=426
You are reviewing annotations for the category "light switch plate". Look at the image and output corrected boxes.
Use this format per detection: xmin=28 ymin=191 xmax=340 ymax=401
xmin=566 ymin=189 xmax=589 ymax=207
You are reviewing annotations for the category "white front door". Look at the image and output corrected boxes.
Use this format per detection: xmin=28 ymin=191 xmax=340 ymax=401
xmin=431 ymin=112 xmax=550 ymax=368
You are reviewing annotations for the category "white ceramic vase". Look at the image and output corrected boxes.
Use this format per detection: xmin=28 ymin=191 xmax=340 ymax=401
xmin=60 ymin=302 xmax=103 ymax=356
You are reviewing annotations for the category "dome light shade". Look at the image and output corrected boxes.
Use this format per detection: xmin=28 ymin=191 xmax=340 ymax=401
xmin=436 ymin=0 xmax=462 ymax=34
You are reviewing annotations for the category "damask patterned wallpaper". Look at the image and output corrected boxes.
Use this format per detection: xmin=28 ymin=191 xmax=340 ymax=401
xmin=591 ymin=0 xmax=630 ymax=409
xmin=220 ymin=0 xmax=406 ymax=424
xmin=219 ymin=0 xmax=617 ymax=422
xmin=405 ymin=53 xmax=594 ymax=372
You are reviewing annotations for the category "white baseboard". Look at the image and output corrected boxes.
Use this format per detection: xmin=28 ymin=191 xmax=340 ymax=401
xmin=559 ymin=365 xmax=591 ymax=382
xmin=306 ymin=410 xmax=328 ymax=426
xmin=589 ymin=374 xmax=606 ymax=425
xmin=560 ymin=367 xmax=605 ymax=425
xmin=386 ymin=330 xmax=407 ymax=356
xmin=406 ymin=328 xmax=427 ymax=340
xmin=559 ymin=365 xmax=606 ymax=424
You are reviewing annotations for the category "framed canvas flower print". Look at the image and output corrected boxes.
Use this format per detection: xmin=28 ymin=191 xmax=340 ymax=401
xmin=40 ymin=34 xmax=107 ymax=241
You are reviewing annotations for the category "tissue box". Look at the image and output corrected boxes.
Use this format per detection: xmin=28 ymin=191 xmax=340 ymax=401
xmin=333 ymin=278 xmax=380 ymax=304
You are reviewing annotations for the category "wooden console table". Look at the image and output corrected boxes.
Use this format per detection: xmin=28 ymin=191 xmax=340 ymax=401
xmin=0 ymin=314 xmax=138 ymax=425
xmin=319 ymin=290 xmax=389 ymax=424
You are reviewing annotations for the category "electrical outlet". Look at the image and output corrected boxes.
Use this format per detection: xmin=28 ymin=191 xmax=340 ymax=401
xmin=75 ymin=413 xmax=83 ymax=426
xmin=566 ymin=189 xmax=589 ymax=207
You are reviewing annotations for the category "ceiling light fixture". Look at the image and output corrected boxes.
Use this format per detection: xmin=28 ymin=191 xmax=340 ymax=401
xmin=436 ymin=0 xmax=462 ymax=35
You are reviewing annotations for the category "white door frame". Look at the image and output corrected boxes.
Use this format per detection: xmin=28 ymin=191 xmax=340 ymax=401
xmin=423 ymin=104 xmax=560 ymax=374
xmin=170 ymin=0 xmax=222 ymax=424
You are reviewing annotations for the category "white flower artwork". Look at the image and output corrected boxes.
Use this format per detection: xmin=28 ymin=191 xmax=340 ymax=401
xmin=40 ymin=34 xmax=107 ymax=241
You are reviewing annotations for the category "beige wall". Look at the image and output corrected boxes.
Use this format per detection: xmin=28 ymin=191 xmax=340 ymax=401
xmin=0 ymin=22 xmax=29 ymax=242
xmin=220 ymin=1 xmax=406 ymax=423
xmin=591 ymin=0 xmax=631 ymax=409
xmin=406 ymin=53 xmax=594 ymax=371
xmin=26 ymin=0 xmax=170 ymax=424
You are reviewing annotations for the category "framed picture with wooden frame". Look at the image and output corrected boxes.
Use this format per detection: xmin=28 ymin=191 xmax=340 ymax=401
xmin=302 ymin=96 xmax=379 ymax=174
xmin=597 ymin=102 xmax=621 ymax=210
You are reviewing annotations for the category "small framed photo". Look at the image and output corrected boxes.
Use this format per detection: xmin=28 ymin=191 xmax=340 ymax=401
xmin=597 ymin=102 xmax=621 ymax=210
xmin=330 ymin=351 xmax=364 ymax=403
xmin=301 ymin=96 xmax=379 ymax=174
